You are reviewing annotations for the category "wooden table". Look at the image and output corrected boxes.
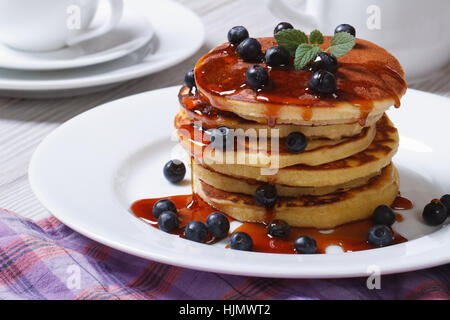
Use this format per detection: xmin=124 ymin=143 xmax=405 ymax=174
xmin=1 ymin=0 xmax=449 ymax=221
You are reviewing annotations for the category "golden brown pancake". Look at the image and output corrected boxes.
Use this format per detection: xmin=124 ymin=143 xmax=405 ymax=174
xmin=194 ymin=163 xmax=399 ymax=229
xmin=194 ymin=37 xmax=407 ymax=126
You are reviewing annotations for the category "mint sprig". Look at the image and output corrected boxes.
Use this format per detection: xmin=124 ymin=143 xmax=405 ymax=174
xmin=275 ymin=29 xmax=355 ymax=70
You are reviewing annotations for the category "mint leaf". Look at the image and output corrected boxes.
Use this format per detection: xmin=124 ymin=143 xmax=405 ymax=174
xmin=309 ymin=30 xmax=324 ymax=45
xmin=329 ymin=32 xmax=356 ymax=58
xmin=275 ymin=29 xmax=308 ymax=56
xmin=294 ymin=44 xmax=320 ymax=70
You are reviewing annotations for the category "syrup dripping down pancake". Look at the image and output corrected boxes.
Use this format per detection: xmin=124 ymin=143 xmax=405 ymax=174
xmin=194 ymin=37 xmax=407 ymax=126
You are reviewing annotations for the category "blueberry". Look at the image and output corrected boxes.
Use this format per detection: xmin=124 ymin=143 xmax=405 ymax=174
xmin=274 ymin=22 xmax=294 ymax=35
xmin=367 ymin=225 xmax=393 ymax=247
xmin=185 ymin=220 xmax=208 ymax=243
xmin=255 ymin=184 xmax=278 ymax=208
xmin=372 ymin=205 xmax=396 ymax=226
xmin=312 ymin=52 xmax=338 ymax=73
xmin=294 ymin=236 xmax=317 ymax=254
xmin=423 ymin=201 xmax=448 ymax=226
xmin=440 ymin=195 xmax=450 ymax=214
xmin=285 ymin=132 xmax=307 ymax=153
xmin=152 ymin=199 xmax=177 ymax=218
xmin=210 ymin=126 xmax=234 ymax=151
xmin=334 ymin=24 xmax=356 ymax=37
xmin=184 ymin=69 xmax=195 ymax=89
xmin=229 ymin=232 xmax=253 ymax=251
xmin=163 ymin=160 xmax=186 ymax=183
xmin=158 ymin=211 xmax=179 ymax=232
xmin=227 ymin=26 xmax=249 ymax=45
xmin=265 ymin=46 xmax=290 ymax=67
xmin=206 ymin=212 xmax=230 ymax=238
xmin=267 ymin=220 xmax=290 ymax=239
xmin=237 ymin=38 xmax=262 ymax=62
xmin=246 ymin=65 xmax=269 ymax=90
xmin=309 ymin=70 xmax=337 ymax=94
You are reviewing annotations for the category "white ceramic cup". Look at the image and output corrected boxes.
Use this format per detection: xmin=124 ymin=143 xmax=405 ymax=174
xmin=267 ymin=0 xmax=450 ymax=83
xmin=0 ymin=0 xmax=123 ymax=52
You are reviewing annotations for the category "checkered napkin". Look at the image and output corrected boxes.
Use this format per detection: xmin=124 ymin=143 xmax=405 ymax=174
xmin=0 ymin=208 xmax=448 ymax=300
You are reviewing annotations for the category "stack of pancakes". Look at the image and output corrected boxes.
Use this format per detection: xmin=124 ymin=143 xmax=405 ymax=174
xmin=175 ymin=37 xmax=407 ymax=229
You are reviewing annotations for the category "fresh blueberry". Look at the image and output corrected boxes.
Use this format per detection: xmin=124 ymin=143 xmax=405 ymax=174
xmin=210 ymin=126 xmax=234 ymax=151
xmin=158 ymin=211 xmax=179 ymax=232
xmin=294 ymin=236 xmax=317 ymax=254
xmin=285 ymin=132 xmax=307 ymax=153
xmin=229 ymin=232 xmax=253 ymax=251
xmin=227 ymin=26 xmax=249 ymax=45
xmin=335 ymin=24 xmax=356 ymax=37
xmin=309 ymin=70 xmax=337 ymax=94
xmin=206 ymin=212 xmax=230 ymax=238
xmin=246 ymin=65 xmax=269 ymax=90
xmin=367 ymin=225 xmax=393 ymax=247
xmin=265 ymin=46 xmax=290 ymax=67
xmin=255 ymin=184 xmax=278 ymax=208
xmin=372 ymin=205 xmax=396 ymax=226
xmin=423 ymin=201 xmax=448 ymax=226
xmin=185 ymin=220 xmax=208 ymax=243
xmin=163 ymin=159 xmax=186 ymax=183
xmin=152 ymin=199 xmax=177 ymax=218
xmin=237 ymin=38 xmax=262 ymax=62
xmin=440 ymin=195 xmax=450 ymax=214
xmin=267 ymin=220 xmax=290 ymax=239
xmin=312 ymin=52 xmax=338 ymax=73
xmin=184 ymin=69 xmax=195 ymax=89
xmin=274 ymin=22 xmax=294 ymax=35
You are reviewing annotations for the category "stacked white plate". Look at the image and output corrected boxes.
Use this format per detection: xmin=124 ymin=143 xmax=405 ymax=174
xmin=0 ymin=0 xmax=204 ymax=98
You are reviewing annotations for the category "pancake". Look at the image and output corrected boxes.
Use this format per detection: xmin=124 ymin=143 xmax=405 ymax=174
xmin=194 ymin=37 xmax=407 ymax=126
xmin=193 ymin=162 xmax=379 ymax=197
xmin=194 ymin=164 xmax=399 ymax=229
xmin=205 ymin=114 xmax=398 ymax=187
xmin=175 ymin=112 xmax=376 ymax=168
xmin=179 ymin=86 xmax=383 ymax=139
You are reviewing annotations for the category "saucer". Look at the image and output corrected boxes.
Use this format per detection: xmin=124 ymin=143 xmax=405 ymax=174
xmin=0 ymin=8 xmax=154 ymax=71
xmin=0 ymin=0 xmax=204 ymax=98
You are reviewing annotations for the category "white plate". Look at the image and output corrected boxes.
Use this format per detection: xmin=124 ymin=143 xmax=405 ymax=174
xmin=0 ymin=8 xmax=153 ymax=71
xmin=0 ymin=0 xmax=204 ymax=97
xmin=29 ymin=87 xmax=450 ymax=279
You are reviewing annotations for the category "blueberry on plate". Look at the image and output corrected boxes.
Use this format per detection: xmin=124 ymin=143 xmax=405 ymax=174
xmin=274 ymin=22 xmax=294 ymax=35
xmin=184 ymin=69 xmax=196 ymax=89
xmin=367 ymin=225 xmax=393 ymax=247
xmin=294 ymin=236 xmax=317 ymax=254
xmin=334 ymin=24 xmax=356 ymax=37
xmin=152 ymin=199 xmax=177 ymax=218
xmin=185 ymin=220 xmax=208 ymax=243
xmin=158 ymin=211 xmax=179 ymax=232
xmin=285 ymin=131 xmax=307 ymax=153
xmin=229 ymin=232 xmax=253 ymax=251
xmin=163 ymin=159 xmax=186 ymax=183
xmin=312 ymin=52 xmax=338 ymax=73
xmin=206 ymin=212 xmax=230 ymax=238
xmin=227 ymin=26 xmax=249 ymax=45
xmin=255 ymin=184 xmax=278 ymax=208
xmin=210 ymin=126 xmax=234 ymax=151
xmin=246 ymin=65 xmax=269 ymax=90
xmin=372 ymin=205 xmax=396 ymax=226
xmin=237 ymin=38 xmax=262 ymax=62
xmin=440 ymin=195 xmax=450 ymax=214
xmin=265 ymin=46 xmax=290 ymax=67
xmin=267 ymin=220 xmax=290 ymax=239
xmin=422 ymin=201 xmax=448 ymax=226
xmin=309 ymin=70 xmax=337 ymax=94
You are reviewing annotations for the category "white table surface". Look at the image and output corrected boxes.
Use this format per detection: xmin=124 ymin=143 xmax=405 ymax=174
xmin=1 ymin=0 xmax=450 ymax=221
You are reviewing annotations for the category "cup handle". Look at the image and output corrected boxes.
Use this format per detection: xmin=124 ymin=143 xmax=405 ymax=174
xmin=66 ymin=0 xmax=124 ymax=46
xmin=267 ymin=0 xmax=318 ymax=30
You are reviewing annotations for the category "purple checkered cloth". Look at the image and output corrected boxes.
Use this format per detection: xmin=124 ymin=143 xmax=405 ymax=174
xmin=0 ymin=208 xmax=448 ymax=300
